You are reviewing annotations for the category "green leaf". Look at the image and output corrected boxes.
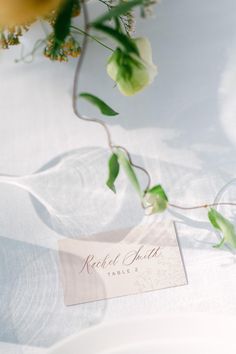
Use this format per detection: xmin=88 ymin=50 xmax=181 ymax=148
xmin=92 ymin=23 xmax=139 ymax=56
xmin=208 ymin=208 xmax=236 ymax=249
xmin=147 ymin=184 xmax=168 ymax=201
xmin=143 ymin=184 xmax=168 ymax=214
xmin=114 ymin=17 xmax=122 ymax=33
xmin=91 ymin=0 xmax=144 ymax=26
xmin=106 ymin=153 xmax=120 ymax=193
xmin=53 ymin=0 xmax=74 ymax=46
xmin=208 ymin=209 xmax=221 ymax=230
xmin=79 ymin=92 xmax=119 ymax=116
xmin=116 ymin=149 xmax=142 ymax=196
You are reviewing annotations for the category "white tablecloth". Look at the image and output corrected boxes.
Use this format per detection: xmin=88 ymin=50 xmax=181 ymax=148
xmin=1 ymin=0 xmax=236 ymax=353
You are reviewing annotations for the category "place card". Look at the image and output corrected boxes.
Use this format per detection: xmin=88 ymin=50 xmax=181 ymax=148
xmin=58 ymin=220 xmax=187 ymax=305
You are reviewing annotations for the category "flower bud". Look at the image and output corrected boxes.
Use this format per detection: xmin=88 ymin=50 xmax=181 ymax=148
xmin=107 ymin=37 xmax=157 ymax=96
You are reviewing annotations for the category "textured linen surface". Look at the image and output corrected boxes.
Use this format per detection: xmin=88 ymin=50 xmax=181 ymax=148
xmin=1 ymin=0 xmax=236 ymax=353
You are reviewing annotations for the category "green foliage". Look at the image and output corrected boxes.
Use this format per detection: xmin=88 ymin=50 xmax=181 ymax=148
xmin=147 ymin=184 xmax=168 ymax=201
xmin=208 ymin=208 xmax=236 ymax=249
xmin=106 ymin=153 xmax=120 ymax=193
xmin=92 ymin=23 xmax=139 ymax=56
xmin=144 ymin=184 xmax=168 ymax=213
xmin=106 ymin=150 xmax=168 ymax=214
xmin=53 ymin=0 xmax=75 ymax=50
xmin=115 ymin=149 xmax=142 ymax=196
xmin=79 ymin=93 xmax=119 ymax=116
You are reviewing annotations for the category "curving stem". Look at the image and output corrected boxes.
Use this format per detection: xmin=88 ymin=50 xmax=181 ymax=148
xmin=72 ymin=0 xmax=152 ymax=195
xmin=72 ymin=0 xmax=113 ymax=149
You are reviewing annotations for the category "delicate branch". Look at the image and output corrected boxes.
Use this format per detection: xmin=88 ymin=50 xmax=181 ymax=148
xmin=168 ymin=202 xmax=236 ymax=211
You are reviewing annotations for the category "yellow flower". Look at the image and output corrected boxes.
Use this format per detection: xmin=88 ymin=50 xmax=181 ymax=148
xmin=107 ymin=37 xmax=157 ymax=96
xmin=0 ymin=0 xmax=64 ymax=27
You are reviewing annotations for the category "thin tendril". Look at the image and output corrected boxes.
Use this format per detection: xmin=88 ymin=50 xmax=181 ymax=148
xmin=70 ymin=25 xmax=114 ymax=52
xmin=168 ymin=202 xmax=236 ymax=211
xmin=15 ymin=38 xmax=46 ymax=63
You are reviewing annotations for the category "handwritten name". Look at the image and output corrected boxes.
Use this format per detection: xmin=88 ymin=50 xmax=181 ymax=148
xmin=79 ymin=245 xmax=161 ymax=274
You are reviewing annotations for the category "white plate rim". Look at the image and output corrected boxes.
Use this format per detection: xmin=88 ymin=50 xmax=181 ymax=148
xmin=47 ymin=313 xmax=236 ymax=354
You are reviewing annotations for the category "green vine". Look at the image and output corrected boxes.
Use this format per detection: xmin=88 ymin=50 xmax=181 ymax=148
xmin=71 ymin=0 xmax=236 ymax=251
xmin=2 ymin=0 xmax=235 ymax=251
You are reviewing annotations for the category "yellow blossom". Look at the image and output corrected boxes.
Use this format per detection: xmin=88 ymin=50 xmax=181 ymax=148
xmin=0 ymin=0 xmax=64 ymax=27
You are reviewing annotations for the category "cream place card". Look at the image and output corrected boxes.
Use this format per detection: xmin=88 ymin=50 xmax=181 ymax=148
xmin=58 ymin=220 xmax=187 ymax=305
